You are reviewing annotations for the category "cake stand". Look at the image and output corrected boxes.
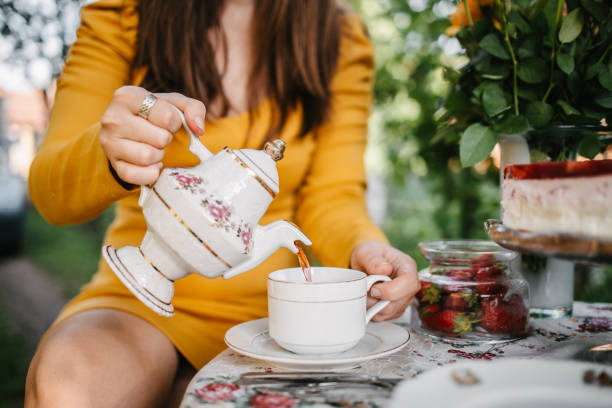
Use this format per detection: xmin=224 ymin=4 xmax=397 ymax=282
xmin=484 ymin=219 xmax=612 ymax=265
xmin=485 ymin=219 xmax=612 ymax=318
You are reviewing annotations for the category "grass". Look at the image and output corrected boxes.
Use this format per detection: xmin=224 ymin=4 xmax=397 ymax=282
xmin=0 ymin=311 xmax=29 ymax=408
xmin=23 ymin=205 xmax=114 ymax=298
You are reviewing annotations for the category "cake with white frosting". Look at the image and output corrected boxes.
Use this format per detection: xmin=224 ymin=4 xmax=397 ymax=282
xmin=501 ymin=160 xmax=612 ymax=241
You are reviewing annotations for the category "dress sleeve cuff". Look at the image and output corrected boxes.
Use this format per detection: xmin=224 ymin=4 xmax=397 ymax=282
xmin=107 ymin=160 xmax=137 ymax=191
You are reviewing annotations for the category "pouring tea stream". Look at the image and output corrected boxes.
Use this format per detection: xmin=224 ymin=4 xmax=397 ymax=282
xmin=103 ymin=107 xmax=311 ymax=317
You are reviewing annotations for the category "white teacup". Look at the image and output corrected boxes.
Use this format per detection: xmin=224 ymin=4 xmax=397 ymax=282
xmin=267 ymin=267 xmax=391 ymax=355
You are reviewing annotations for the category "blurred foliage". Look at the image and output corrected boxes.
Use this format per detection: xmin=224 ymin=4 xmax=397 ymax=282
xmin=0 ymin=0 xmax=83 ymax=88
xmin=0 ymin=311 xmax=28 ymax=407
xmin=351 ymin=0 xmax=500 ymax=268
xmin=24 ymin=205 xmax=114 ymax=298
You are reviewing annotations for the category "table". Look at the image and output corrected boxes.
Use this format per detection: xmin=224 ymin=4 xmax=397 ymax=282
xmin=180 ymin=302 xmax=612 ymax=408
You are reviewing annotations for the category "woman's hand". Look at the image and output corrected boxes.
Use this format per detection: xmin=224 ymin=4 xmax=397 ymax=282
xmin=350 ymin=241 xmax=419 ymax=321
xmin=100 ymin=86 xmax=207 ymax=186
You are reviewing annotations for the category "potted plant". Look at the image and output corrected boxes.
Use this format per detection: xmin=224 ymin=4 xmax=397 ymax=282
xmin=436 ymin=0 xmax=612 ymax=317
xmin=437 ymin=0 xmax=612 ymax=167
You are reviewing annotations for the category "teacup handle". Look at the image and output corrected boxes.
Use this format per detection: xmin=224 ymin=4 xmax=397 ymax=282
xmin=170 ymin=105 xmax=212 ymax=162
xmin=365 ymin=275 xmax=392 ymax=324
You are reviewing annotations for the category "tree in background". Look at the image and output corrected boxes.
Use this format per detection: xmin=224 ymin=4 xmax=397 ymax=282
xmin=351 ymin=0 xmax=500 ymax=267
xmin=0 ymin=0 xmax=82 ymax=91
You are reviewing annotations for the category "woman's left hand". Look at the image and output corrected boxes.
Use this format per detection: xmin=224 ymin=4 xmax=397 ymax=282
xmin=350 ymin=241 xmax=419 ymax=321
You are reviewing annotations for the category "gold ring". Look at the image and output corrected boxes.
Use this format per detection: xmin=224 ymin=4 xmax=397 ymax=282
xmin=137 ymin=94 xmax=158 ymax=120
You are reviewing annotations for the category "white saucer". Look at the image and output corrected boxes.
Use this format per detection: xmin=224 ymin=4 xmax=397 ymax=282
xmin=225 ymin=318 xmax=410 ymax=370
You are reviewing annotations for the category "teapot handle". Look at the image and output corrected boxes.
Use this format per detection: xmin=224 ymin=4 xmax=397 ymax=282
xmin=171 ymin=106 xmax=212 ymax=162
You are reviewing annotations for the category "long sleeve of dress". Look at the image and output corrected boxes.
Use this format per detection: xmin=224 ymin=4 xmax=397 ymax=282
xmin=28 ymin=0 xmax=139 ymax=225
xmin=295 ymin=16 xmax=388 ymax=268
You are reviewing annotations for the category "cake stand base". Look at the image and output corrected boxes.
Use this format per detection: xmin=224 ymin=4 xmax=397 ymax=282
xmin=529 ymin=305 xmax=573 ymax=319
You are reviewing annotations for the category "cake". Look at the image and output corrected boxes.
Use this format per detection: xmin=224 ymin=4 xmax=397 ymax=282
xmin=501 ymin=159 xmax=612 ymax=241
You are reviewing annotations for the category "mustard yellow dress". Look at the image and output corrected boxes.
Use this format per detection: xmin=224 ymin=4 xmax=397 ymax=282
xmin=28 ymin=0 xmax=387 ymax=369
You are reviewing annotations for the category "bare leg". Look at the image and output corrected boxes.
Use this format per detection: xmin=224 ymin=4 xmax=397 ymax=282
xmin=25 ymin=309 xmax=179 ymax=408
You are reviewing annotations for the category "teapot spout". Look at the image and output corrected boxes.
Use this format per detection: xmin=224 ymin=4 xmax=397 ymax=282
xmin=222 ymin=221 xmax=311 ymax=279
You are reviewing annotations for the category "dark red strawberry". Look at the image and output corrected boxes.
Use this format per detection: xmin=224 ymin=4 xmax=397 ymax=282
xmin=447 ymin=269 xmax=476 ymax=281
xmin=416 ymin=281 xmax=441 ymax=305
xmin=481 ymin=294 xmax=528 ymax=335
xmin=443 ymin=291 xmax=478 ymax=311
xmin=418 ymin=303 xmax=441 ymax=318
xmin=475 ymin=265 xmax=508 ymax=295
xmin=469 ymin=253 xmax=494 ymax=266
xmin=421 ymin=309 xmax=473 ymax=335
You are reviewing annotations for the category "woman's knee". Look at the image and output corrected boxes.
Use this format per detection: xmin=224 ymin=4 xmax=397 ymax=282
xmin=26 ymin=327 xmax=99 ymax=407
xmin=25 ymin=310 xmax=179 ymax=408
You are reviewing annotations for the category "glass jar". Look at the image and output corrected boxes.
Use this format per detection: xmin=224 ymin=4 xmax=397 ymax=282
xmin=415 ymin=240 xmax=529 ymax=344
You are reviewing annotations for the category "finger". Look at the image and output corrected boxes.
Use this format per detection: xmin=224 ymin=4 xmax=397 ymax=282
xmin=156 ymin=92 xmax=206 ymax=135
xmin=145 ymin=96 xmax=183 ymax=134
xmin=122 ymin=115 xmax=173 ymax=149
xmin=351 ymin=248 xmax=393 ymax=276
xmin=370 ymin=272 xmax=419 ymax=302
xmin=111 ymin=138 xmax=164 ymax=167
xmin=112 ymin=160 xmax=163 ymax=186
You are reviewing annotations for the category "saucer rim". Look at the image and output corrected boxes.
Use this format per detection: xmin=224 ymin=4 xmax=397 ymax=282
xmin=224 ymin=318 xmax=410 ymax=366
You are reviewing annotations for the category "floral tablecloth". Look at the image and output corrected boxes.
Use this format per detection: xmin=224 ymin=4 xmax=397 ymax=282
xmin=181 ymin=302 xmax=612 ymax=408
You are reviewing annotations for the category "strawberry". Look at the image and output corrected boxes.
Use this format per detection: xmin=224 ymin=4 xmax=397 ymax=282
xmin=447 ymin=269 xmax=476 ymax=281
xmin=416 ymin=281 xmax=441 ymax=305
xmin=421 ymin=309 xmax=473 ymax=335
xmin=418 ymin=303 xmax=441 ymax=318
xmin=443 ymin=291 xmax=478 ymax=311
xmin=475 ymin=265 xmax=507 ymax=295
xmin=481 ymin=294 xmax=528 ymax=335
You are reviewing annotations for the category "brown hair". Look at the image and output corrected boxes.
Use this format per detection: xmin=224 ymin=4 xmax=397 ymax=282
xmin=133 ymin=0 xmax=345 ymax=142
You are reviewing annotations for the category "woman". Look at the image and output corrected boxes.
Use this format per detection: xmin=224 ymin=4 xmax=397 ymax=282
xmin=25 ymin=0 xmax=419 ymax=406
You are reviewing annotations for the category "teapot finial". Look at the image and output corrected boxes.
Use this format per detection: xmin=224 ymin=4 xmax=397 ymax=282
xmin=264 ymin=139 xmax=286 ymax=161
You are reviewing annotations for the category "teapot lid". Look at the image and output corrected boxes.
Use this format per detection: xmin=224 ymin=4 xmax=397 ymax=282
xmin=231 ymin=139 xmax=286 ymax=196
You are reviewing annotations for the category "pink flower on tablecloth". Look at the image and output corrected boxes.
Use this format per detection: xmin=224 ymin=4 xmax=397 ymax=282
xmin=578 ymin=317 xmax=611 ymax=333
xmin=194 ymin=382 xmax=242 ymax=402
xmin=448 ymin=349 xmax=497 ymax=360
xmin=250 ymin=393 xmax=296 ymax=408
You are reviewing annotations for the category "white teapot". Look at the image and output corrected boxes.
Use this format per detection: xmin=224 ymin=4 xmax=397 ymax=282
xmin=103 ymin=108 xmax=311 ymax=317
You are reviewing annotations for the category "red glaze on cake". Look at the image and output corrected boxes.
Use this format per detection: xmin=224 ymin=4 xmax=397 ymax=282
xmin=501 ymin=159 xmax=612 ymax=240
xmin=504 ymin=159 xmax=612 ymax=180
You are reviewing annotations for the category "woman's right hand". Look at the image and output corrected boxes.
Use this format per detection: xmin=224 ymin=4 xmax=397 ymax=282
xmin=100 ymin=86 xmax=207 ymax=186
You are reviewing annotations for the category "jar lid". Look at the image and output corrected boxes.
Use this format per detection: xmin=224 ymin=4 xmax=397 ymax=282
xmin=419 ymin=239 xmax=517 ymax=264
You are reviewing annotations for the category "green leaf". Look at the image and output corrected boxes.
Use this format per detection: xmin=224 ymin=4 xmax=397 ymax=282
xmin=558 ymin=8 xmax=584 ymax=43
xmin=517 ymin=58 xmax=548 ymax=84
xmin=598 ymin=68 xmax=612 ymax=91
xmin=586 ymin=62 xmax=605 ymax=80
xmin=595 ymin=94 xmax=612 ymax=108
xmin=530 ymin=149 xmax=550 ymax=163
xmin=518 ymin=37 xmax=537 ymax=59
xmin=479 ymin=34 xmax=510 ymax=60
xmin=526 ymin=0 xmax=548 ymax=20
xmin=509 ymin=10 xmax=532 ymax=34
xmin=460 ymin=123 xmax=497 ymax=167
xmin=494 ymin=115 xmax=530 ymax=135
xmin=580 ymin=0 xmax=610 ymax=23
xmin=525 ymin=101 xmax=553 ymax=126
xmin=556 ymin=53 xmax=575 ymax=74
xmin=578 ymin=135 xmax=602 ymax=159
xmin=557 ymin=100 xmax=581 ymax=115
xmin=482 ymin=82 xmax=509 ymax=117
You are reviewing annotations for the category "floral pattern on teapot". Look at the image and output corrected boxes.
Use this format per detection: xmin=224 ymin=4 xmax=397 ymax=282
xmin=169 ymin=170 xmax=254 ymax=253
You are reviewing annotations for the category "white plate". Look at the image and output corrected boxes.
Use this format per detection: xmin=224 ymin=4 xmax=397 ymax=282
xmin=224 ymin=318 xmax=409 ymax=371
xmin=390 ymin=359 xmax=612 ymax=408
